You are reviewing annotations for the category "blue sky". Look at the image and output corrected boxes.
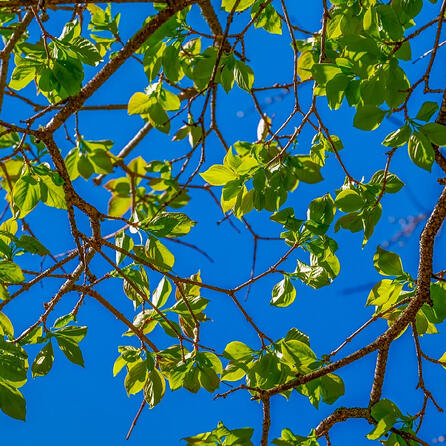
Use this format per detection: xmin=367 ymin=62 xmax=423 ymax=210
xmin=2 ymin=1 xmax=446 ymax=444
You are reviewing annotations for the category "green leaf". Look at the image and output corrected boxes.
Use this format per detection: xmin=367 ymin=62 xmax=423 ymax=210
xmin=0 ymin=312 xmax=13 ymax=337
xmin=158 ymin=88 xmax=180 ymax=111
xmin=353 ymin=106 xmax=385 ymax=131
xmin=77 ymin=155 xmax=94 ymax=179
xmin=0 ymin=340 xmax=28 ymax=385
xmin=428 ymin=282 xmax=446 ymax=323
xmin=272 ymin=428 xmax=316 ymax=445
xmin=367 ymin=279 xmax=403 ymax=308
xmin=285 ymin=328 xmax=310 ymax=346
xmin=0 ymin=380 xmax=26 ymax=420
xmin=200 ymin=165 xmax=237 ymax=186
xmin=367 ymin=399 xmax=403 ymax=440
xmin=53 ymin=325 xmax=87 ymax=343
xmin=152 ymin=276 xmax=171 ymax=308
xmin=271 ymin=276 xmax=296 ymax=308
xmin=144 ymin=368 xmax=165 ymax=408
xmin=146 ymin=102 xmax=170 ymax=134
xmin=9 ymin=63 xmax=36 ymax=91
xmin=89 ymin=150 xmax=113 ymax=174
xmin=0 ymin=261 xmax=24 ymax=284
xmin=233 ymin=60 xmax=254 ymax=91
xmin=145 ymin=236 xmax=175 ymax=272
xmin=196 ymin=351 xmax=223 ymax=375
xmin=162 ymin=45 xmax=182 ymax=83
xmin=108 ymin=195 xmax=131 ymax=217
xmin=128 ymin=92 xmax=152 ymax=115
xmin=223 ymin=341 xmax=253 ymax=364
xmin=251 ymin=2 xmax=282 ymax=34
xmin=125 ymin=360 xmax=148 ymax=395
xmin=362 ymin=205 xmax=382 ymax=247
xmin=113 ymin=355 xmax=127 ymax=377
xmin=52 ymin=314 xmax=75 ymax=329
xmin=326 ymin=74 xmax=350 ymax=110
xmin=401 ymin=0 xmax=423 ymax=18
xmin=17 ymin=326 xmax=43 ymax=346
xmin=167 ymin=295 xmax=209 ymax=315
xmin=382 ymin=124 xmax=411 ymax=147
xmin=198 ymin=366 xmax=220 ymax=392
xmin=360 ymin=78 xmax=385 ymax=106
xmin=416 ymin=102 xmax=439 ymax=122
xmin=307 ymin=193 xmax=335 ymax=226
xmin=367 ymin=416 xmax=396 ymax=440
xmin=13 ymin=176 xmax=41 ymax=217
xmin=115 ymin=231 xmax=133 ymax=265
xmin=281 ymin=339 xmax=316 ymax=368
xmin=421 ymin=122 xmax=446 ymax=146
xmin=408 ymin=131 xmax=435 ymax=171
xmin=39 ymin=176 xmax=67 ymax=210
xmin=383 ymin=63 xmax=410 ymax=108
xmin=293 ymin=260 xmax=330 ymax=289
xmin=222 ymin=0 xmax=255 ymax=12
xmin=15 ymin=235 xmax=50 ymax=255
xmin=311 ymin=63 xmax=342 ymax=86
xmin=292 ymin=157 xmax=323 ymax=184
xmin=297 ymin=51 xmax=316 ymax=81
xmin=335 ymin=189 xmax=363 ymax=213
xmin=320 ymin=373 xmax=345 ymax=405
xmin=369 ymin=170 xmax=404 ymax=194
xmin=373 ymin=246 xmax=404 ymax=276
xmin=55 ymin=337 xmax=84 ymax=367
xmin=141 ymin=212 xmax=196 ymax=237
xmin=120 ymin=266 xmax=149 ymax=308
xmin=70 ymin=36 xmax=102 ymax=65
xmin=222 ymin=361 xmax=248 ymax=382
xmin=31 ymin=342 xmax=54 ymax=378
xmin=377 ymin=4 xmax=404 ymax=40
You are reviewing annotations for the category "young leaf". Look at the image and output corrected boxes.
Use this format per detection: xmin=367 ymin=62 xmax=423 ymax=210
xmin=373 ymin=246 xmax=404 ymax=276
xmin=233 ymin=60 xmax=254 ymax=91
xmin=144 ymin=368 xmax=166 ymax=408
xmin=271 ymin=276 xmax=296 ymax=308
xmin=200 ymin=165 xmax=237 ymax=186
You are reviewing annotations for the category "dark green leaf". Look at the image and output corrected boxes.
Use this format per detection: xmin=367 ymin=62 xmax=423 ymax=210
xmin=373 ymin=246 xmax=404 ymax=276
xmin=31 ymin=342 xmax=54 ymax=378
xmin=0 ymin=380 xmax=26 ymax=420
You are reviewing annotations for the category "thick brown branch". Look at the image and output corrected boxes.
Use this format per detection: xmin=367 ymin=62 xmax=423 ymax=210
xmin=315 ymin=407 xmax=372 ymax=438
xmin=369 ymin=346 xmax=389 ymax=407
xmin=261 ymin=397 xmax=271 ymax=446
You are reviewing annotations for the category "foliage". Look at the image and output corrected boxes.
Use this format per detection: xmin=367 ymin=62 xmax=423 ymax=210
xmin=0 ymin=0 xmax=445 ymax=444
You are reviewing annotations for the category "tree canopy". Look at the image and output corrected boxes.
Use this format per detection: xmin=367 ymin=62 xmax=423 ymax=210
xmin=0 ymin=0 xmax=446 ymax=444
